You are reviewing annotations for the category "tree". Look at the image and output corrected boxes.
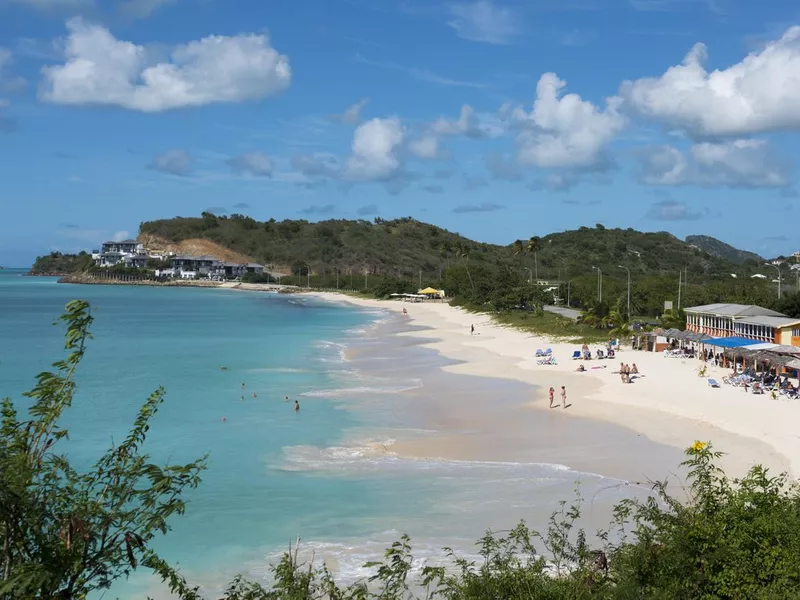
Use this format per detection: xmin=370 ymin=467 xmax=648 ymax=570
xmin=0 ymin=300 xmax=206 ymax=599
xmin=526 ymin=237 xmax=540 ymax=281
xmin=455 ymin=243 xmax=474 ymax=293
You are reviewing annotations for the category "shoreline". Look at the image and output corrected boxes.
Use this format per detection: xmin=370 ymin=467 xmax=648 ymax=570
xmin=310 ymin=292 xmax=795 ymax=480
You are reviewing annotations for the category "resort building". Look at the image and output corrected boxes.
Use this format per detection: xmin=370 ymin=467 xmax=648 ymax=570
xmin=685 ymin=303 xmax=800 ymax=346
xmin=93 ymin=239 xmax=147 ymax=267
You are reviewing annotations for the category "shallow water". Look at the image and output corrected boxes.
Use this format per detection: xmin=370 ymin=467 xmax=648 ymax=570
xmin=0 ymin=272 xmax=658 ymax=598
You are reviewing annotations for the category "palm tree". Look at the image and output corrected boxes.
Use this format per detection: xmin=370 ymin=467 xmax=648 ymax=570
xmin=455 ymin=243 xmax=474 ymax=292
xmin=526 ymin=236 xmax=540 ymax=281
xmin=511 ymin=239 xmax=524 ymax=258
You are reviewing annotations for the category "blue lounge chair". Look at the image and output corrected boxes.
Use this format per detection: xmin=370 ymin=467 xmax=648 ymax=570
xmin=571 ymin=350 xmax=581 ymax=360
xmin=708 ymin=378 xmax=720 ymax=388
xmin=535 ymin=349 xmax=545 ymax=357
xmin=545 ymin=347 xmax=553 ymax=355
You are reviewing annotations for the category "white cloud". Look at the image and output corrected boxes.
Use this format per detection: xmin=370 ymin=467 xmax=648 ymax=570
xmin=227 ymin=152 xmax=274 ymax=177
xmin=118 ymin=0 xmax=175 ymax=19
xmin=514 ymin=72 xmax=626 ymax=169
xmin=620 ymin=26 xmax=800 ymax=137
xmin=149 ymin=149 xmax=192 ymax=176
xmin=407 ymin=134 xmax=444 ymax=159
xmin=431 ymin=104 xmax=502 ymax=138
xmin=329 ymin=98 xmax=369 ymax=125
xmin=40 ymin=18 xmax=291 ymax=112
xmin=638 ymin=139 xmax=791 ymax=188
xmin=447 ymin=1 xmax=521 ymax=45
xmin=343 ymin=117 xmax=405 ymax=181
xmin=0 ymin=48 xmax=27 ymax=93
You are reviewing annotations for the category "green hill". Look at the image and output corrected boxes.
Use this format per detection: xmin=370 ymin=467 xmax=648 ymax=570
xmin=685 ymin=234 xmax=762 ymax=265
xmin=30 ymin=251 xmax=95 ymax=275
xmin=138 ymin=214 xmax=754 ymax=281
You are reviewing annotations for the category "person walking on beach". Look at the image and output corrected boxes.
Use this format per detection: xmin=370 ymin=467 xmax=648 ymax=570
xmin=560 ymin=386 xmax=567 ymax=409
xmin=294 ymin=399 xmax=300 ymax=412
xmin=471 ymin=324 xmax=475 ymax=335
xmin=548 ymin=386 xmax=555 ymax=408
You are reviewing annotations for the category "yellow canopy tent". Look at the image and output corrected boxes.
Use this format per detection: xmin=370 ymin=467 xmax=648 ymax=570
xmin=418 ymin=287 xmax=441 ymax=295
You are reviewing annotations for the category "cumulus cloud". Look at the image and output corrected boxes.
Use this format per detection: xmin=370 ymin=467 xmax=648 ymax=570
xmin=149 ymin=149 xmax=191 ymax=176
xmin=646 ymin=199 xmax=705 ymax=221
xmin=431 ymin=104 xmax=501 ymax=139
xmin=39 ymin=18 xmax=291 ymax=112
xmin=447 ymin=1 xmax=521 ymax=45
xmin=514 ymin=73 xmax=626 ymax=170
xmin=620 ymin=26 xmax=800 ymax=137
xmin=637 ymin=139 xmax=791 ymax=188
xmin=227 ymin=152 xmax=274 ymax=177
xmin=0 ymin=48 xmax=27 ymax=93
xmin=329 ymin=98 xmax=369 ymax=125
xmin=407 ymin=134 xmax=446 ymax=159
xmin=452 ymin=202 xmax=505 ymax=213
xmin=342 ymin=117 xmax=405 ymax=181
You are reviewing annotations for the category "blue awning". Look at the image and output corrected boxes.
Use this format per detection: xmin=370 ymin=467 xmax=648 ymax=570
xmin=705 ymin=336 xmax=757 ymax=348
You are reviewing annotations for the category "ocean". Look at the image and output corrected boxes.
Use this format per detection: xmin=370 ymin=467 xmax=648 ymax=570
xmin=0 ymin=270 xmax=651 ymax=598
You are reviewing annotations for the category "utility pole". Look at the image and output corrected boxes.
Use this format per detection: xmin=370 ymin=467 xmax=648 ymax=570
xmin=767 ymin=263 xmax=781 ymax=298
xmin=365 ymin=272 xmax=368 ymax=289
xmin=567 ymin=281 xmax=571 ymax=307
xmin=419 ymin=269 xmax=422 ymax=289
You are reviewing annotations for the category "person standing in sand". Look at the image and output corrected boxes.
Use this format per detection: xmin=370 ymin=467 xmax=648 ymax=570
xmin=560 ymin=386 xmax=567 ymax=409
xmin=548 ymin=386 xmax=555 ymax=408
xmin=471 ymin=324 xmax=475 ymax=335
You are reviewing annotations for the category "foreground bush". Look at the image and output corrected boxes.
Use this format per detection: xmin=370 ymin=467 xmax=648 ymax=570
xmin=2 ymin=302 xmax=800 ymax=599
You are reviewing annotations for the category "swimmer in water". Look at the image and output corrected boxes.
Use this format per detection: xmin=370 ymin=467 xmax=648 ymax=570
xmin=241 ymin=382 xmax=246 ymax=389
xmin=284 ymin=396 xmax=289 ymax=402
xmin=294 ymin=400 xmax=300 ymax=412
xmin=240 ymin=395 xmax=244 ymax=401
xmin=221 ymin=417 xmax=227 ymax=422
xmin=252 ymin=392 xmax=257 ymax=398
xmin=221 ymin=366 xmax=227 ymax=371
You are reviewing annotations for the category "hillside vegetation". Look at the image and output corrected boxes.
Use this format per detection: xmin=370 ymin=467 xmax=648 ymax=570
xmin=30 ymin=251 xmax=95 ymax=275
xmin=686 ymin=234 xmax=763 ymax=265
xmin=139 ymin=214 xmax=755 ymax=280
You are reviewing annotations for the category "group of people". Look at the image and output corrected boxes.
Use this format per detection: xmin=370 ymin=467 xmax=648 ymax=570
xmin=222 ymin=383 xmax=300 ymax=422
xmin=618 ymin=363 xmax=639 ymax=383
xmin=548 ymin=386 xmax=568 ymax=409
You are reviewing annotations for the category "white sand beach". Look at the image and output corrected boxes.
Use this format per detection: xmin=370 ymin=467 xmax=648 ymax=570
xmin=310 ymin=293 xmax=796 ymax=480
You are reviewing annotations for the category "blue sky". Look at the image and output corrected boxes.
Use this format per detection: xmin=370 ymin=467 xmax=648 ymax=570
xmin=1 ymin=0 xmax=799 ymax=266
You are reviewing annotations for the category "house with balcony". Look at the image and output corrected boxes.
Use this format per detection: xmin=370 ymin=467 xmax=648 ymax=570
xmin=170 ymin=255 xmax=221 ymax=278
xmin=218 ymin=262 xmax=265 ymax=278
xmin=685 ymin=303 xmax=800 ymax=345
xmin=94 ymin=239 xmax=147 ymax=267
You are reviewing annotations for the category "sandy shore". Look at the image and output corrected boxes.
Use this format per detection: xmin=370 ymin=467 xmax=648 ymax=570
xmin=310 ymin=293 xmax=795 ymax=480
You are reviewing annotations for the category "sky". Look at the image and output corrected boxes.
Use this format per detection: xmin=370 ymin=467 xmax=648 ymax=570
xmin=1 ymin=0 xmax=799 ymax=266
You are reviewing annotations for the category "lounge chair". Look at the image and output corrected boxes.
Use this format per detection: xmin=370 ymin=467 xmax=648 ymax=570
xmin=537 ymin=356 xmax=557 ymax=366
xmin=545 ymin=347 xmax=553 ymax=355
xmin=708 ymin=378 xmax=720 ymax=388
xmin=571 ymin=350 xmax=581 ymax=360
xmin=535 ymin=349 xmax=545 ymax=357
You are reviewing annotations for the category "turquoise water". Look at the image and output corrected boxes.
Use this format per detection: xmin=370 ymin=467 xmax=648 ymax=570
xmin=0 ymin=270 xmax=653 ymax=598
